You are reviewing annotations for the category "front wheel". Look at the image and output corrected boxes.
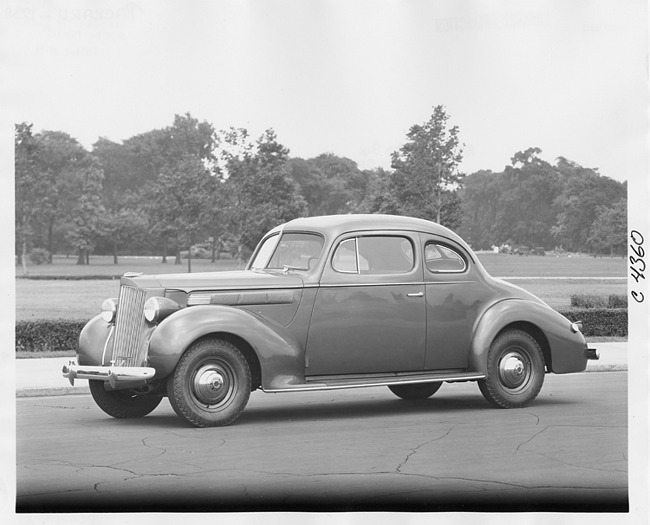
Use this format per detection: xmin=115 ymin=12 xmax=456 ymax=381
xmin=167 ymin=338 xmax=251 ymax=427
xmin=478 ymin=329 xmax=545 ymax=408
xmin=89 ymin=380 xmax=162 ymax=418
xmin=388 ymin=382 xmax=442 ymax=400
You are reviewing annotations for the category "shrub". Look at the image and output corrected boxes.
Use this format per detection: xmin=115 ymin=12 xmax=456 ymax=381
xmin=607 ymin=294 xmax=627 ymax=309
xmin=16 ymin=320 xmax=86 ymax=353
xmin=558 ymin=308 xmax=627 ymax=337
xmin=28 ymin=248 xmax=51 ymax=265
xmin=570 ymin=294 xmax=607 ymax=309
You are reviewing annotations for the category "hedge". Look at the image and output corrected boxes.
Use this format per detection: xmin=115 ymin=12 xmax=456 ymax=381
xmin=570 ymin=294 xmax=627 ymax=309
xmin=16 ymin=320 xmax=86 ymax=353
xmin=15 ymin=308 xmax=627 ymax=354
xmin=558 ymin=308 xmax=627 ymax=337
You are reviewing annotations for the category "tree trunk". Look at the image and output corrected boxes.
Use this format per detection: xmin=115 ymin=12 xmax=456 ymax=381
xmin=47 ymin=220 xmax=54 ymax=263
xmin=86 ymin=250 xmax=90 ymax=265
xmin=113 ymin=238 xmax=119 ymax=264
xmin=211 ymin=236 xmax=216 ymax=263
xmin=162 ymin=237 xmax=168 ymax=263
xmin=174 ymin=245 xmax=181 ymax=265
xmin=21 ymin=237 xmax=28 ymax=276
xmin=76 ymin=248 xmax=86 ymax=265
xmin=187 ymin=244 xmax=192 ymax=273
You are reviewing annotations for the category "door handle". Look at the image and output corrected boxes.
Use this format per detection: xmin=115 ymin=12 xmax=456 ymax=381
xmin=407 ymin=292 xmax=424 ymax=298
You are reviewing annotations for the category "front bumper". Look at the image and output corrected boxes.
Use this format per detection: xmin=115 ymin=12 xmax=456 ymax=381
xmin=62 ymin=362 xmax=156 ymax=388
xmin=585 ymin=348 xmax=600 ymax=360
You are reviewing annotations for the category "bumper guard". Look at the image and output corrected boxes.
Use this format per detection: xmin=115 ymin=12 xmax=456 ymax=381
xmin=62 ymin=362 xmax=156 ymax=388
xmin=585 ymin=348 xmax=600 ymax=360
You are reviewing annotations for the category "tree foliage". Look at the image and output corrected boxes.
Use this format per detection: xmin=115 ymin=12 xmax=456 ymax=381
xmin=459 ymin=151 xmax=627 ymax=253
xmin=287 ymin=153 xmax=370 ymax=216
xmin=16 ymin=108 xmax=629 ymax=270
xmin=388 ymin=105 xmax=464 ymax=226
xmin=220 ymin=128 xmax=307 ymax=257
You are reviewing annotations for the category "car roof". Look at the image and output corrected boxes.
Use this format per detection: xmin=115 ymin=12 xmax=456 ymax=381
xmin=272 ymin=214 xmax=467 ymax=245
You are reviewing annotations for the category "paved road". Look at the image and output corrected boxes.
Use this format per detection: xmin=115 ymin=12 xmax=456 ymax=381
xmin=16 ymin=372 xmax=627 ymax=512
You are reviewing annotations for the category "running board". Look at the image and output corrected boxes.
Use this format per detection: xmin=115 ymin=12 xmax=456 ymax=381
xmin=263 ymin=371 xmax=485 ymax=393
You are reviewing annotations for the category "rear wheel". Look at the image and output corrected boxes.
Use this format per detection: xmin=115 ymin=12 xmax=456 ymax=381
xmin=167 ymin=338 xmax=251 ymax=427
xmin=89 ymin=380 xmax=162 ymax=418
xmin=388 ymin=382 xmax=442 ymax=400
xmin=478 ymin=329 xmax=545 ymax=408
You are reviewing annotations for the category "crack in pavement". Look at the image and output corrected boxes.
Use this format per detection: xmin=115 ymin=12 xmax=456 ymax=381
xmin=526 ymin=450 xmax=628 ymax=474
xmin=515 ymin=426 xmax=550 ymax=454
xmin=93 ymin=472 xmax=186 ymax=493
xmin=206 ymin=468 xmax=624 ymax=493
xmin=523 ymin=412 xmax=540 ymax=425
xmin=395 ymin=426 xmax=457 ymax=474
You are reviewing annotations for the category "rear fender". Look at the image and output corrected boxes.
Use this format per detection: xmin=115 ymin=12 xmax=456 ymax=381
xmin=147 ymin=305 xmax=305 ymax=390
xmin=469 ymin=299 xmax=587 ymax=374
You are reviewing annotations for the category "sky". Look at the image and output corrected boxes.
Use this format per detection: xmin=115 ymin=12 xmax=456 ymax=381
xmin=2 ymin=0 xmax=647 ymax=183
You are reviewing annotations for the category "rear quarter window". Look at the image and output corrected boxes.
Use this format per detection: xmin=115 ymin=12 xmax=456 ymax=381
xmin=425 ymin=243 xmax=467 ymax=273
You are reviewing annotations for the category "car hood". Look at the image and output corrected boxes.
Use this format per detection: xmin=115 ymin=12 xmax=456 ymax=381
xmin=123 ymin=270 xmax=304 ymax=293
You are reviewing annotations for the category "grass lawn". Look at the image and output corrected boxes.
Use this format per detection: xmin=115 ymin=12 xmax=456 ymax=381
xmin=477 ymin=252 xmax=626 ymax=278
xmin=15 ymin=252 xmax=628 ymax=322
xmin=16 ymin=255 xmax=244 ymax=278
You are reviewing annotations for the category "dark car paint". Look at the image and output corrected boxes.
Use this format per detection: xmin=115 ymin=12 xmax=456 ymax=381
xmin=77 ymin=214 xmax=589 ymax=392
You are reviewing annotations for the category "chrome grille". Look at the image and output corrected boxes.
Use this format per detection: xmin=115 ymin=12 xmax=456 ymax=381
xmin=111 ymin=285 xmax=147 ymax=366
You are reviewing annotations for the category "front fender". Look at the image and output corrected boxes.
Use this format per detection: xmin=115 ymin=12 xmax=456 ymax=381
xmin=77 ymin=314 xmax=113 ymax=366
xmin=469 ymin=299 xmax=588 ymax=375
xmin=147 ymin=305 xmax=305 ymax=390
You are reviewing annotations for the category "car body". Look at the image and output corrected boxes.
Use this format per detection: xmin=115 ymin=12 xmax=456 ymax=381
xmin=63 ymin=214 xmax=599 ymax=427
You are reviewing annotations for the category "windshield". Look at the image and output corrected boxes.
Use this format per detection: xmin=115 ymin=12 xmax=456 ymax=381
xmin=250 ymin=232 xmax=324 ymax=271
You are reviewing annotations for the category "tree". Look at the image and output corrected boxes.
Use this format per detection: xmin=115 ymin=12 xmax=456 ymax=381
xmin=552 ymin=162 xmax=626 ymax=252
xmin=493 ymin=148 xmax=565 ymax=248
xmin=457 ymin=170 xmax=503 ymax=249
xmin=357 ymin=168 xmax=400 ymax=215
xmin=15 ymin=123 xmax=43 ymax=274
xmin=30 ymin=131 xmax=94 ymax=258
xmin=587 ymin=199 xmax=627 ymax=256
xmin=220 ymin=128 xmax=307 ymax=258
xmin=15 ymin=127 xmax=107 ymax=264
xmin=389 ymin=105 xmax=464 ymax=226
xmin=287 ymin=154 xmax=370 ymax=216
xmin=147 ymin=154 xmax=219 ymax=271
xmin=62 ymin=161 xmax=106 ymax=264
xmin=116 ymin=113 xmax=219 ymax=262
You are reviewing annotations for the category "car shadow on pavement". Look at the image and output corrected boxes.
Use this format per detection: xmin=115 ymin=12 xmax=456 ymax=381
xmin=81 ymin=391 xmax=578 ymax=429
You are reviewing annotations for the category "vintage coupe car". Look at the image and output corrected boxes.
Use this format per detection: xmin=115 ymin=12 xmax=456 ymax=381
xmin=63 ymin=214 xmax=598 ymax=427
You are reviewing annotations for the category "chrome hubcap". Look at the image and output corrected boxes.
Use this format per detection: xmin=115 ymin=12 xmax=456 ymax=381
xmin=498 ymin=351 xmax=530 ymax=390
xmin=193 ymin=363 xmax=233 ymax=406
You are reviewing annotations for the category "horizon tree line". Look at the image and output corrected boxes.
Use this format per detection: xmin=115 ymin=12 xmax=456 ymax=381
xmin=15 ymin=108 xmax=627 ymax=273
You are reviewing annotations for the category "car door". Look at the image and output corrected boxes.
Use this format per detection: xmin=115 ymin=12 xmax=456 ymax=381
xmin=422 ymin=235 xmax=492 ymax=370
xmin=305 ymin=232 xmax=426 ymax=376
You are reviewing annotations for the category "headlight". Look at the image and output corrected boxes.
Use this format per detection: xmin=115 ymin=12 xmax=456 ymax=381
xmin=144 ymin=296 xmax=181 ymax=324
xmin=101 ymin=298 xmax=118 ymax=323
xmin=570 ymin=321 xmax=583 ymax=333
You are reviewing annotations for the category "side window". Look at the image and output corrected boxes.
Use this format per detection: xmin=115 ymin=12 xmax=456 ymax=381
xmin=332 ymin=238 xmax=358 ymax=273
xmin=425 ymin=243 xmax=467 ymax=273
xmin=332 ymin=236 xmax=415 ymax=275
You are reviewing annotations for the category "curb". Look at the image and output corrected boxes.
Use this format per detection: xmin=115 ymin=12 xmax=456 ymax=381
xmin=16 ymin=386 xmax=90 ymax=398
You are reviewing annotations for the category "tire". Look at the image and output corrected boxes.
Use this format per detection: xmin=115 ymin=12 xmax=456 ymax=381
xmin=478 ymin=329 xmax=545 ymax=408
xmin=89 ymin=380 xmax=163 ymax=418
xmin=388 ymin=382 xmax=442 ymax=400
xmin=167 ymin=338 xmax=251 ymax=428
